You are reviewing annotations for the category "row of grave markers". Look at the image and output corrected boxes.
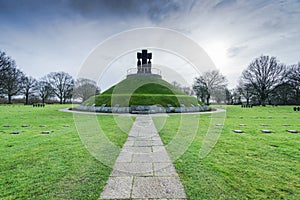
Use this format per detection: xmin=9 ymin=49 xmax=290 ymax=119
xmin=293 ymin=107 xmax=300 ymax=111
xmin=3 ymin=124 xmax=70 ymax=135
xmin=215 ymin=123 xmax=298 ymax=134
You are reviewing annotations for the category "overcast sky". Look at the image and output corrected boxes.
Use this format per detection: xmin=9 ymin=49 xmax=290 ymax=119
xmin=1 ymin=0 xmax=300 ymax=90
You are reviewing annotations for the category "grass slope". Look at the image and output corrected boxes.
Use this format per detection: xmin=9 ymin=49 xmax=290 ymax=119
xmin=153 ymin=105 xmax=300 ymax=199
xmin=85 ymin=77 xmax=201 ymax=107
xmin=0 ymin=104 xmax=132 ymax=199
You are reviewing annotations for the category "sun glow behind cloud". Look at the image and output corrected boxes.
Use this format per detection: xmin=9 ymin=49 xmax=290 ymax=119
xmin=202 ymin=40 xmax=229 ymax=71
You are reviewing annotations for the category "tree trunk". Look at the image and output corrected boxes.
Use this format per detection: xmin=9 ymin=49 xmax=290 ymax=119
xmin=25 ymin=94 xmax=29 ymax=105
xmin=206 ymin=94 xmax=210 ymax=105
xmin=8 ymin=95 xmax=12 ymax=104
xmin=260 ymin=93 xmax=266 ymax=106
xmin=296 ymin=90 xmax=300 ymax=105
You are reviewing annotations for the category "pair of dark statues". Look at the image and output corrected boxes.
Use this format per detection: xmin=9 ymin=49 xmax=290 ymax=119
xmin=137 ymin=49 xmax=152 ymax=74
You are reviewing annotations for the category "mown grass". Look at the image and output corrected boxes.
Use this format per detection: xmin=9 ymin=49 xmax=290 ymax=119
xmin=85 ymin=77 xmax=202 ymax=107
xmin=0 ymin=104 xmax=131 ymax=199
xmin=1 ymin=104 xmax=299 ymax=199
xmin=153 ymin=105 xmax=300 ymax=199
xmin=101 ymin=77 xmax=185 ymax=95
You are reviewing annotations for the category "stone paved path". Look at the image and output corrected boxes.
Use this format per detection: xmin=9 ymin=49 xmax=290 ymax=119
xmin=100 ymin=115 xmax=187 ymax=199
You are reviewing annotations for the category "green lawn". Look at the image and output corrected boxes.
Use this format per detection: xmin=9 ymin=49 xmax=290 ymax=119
xmin=0 ymin=104 xmax=131 ymax=199
xmin=85 ymin=77 xmax=201 ymax=107
xmin=153 ymin=105 xmax=300 ymax=199
xmin=1 ymin=104 xmax=299 ymax=199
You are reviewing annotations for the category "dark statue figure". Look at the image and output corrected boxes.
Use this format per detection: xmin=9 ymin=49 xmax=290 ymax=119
xmin=137 ymin=49 xmax=152 ymax=74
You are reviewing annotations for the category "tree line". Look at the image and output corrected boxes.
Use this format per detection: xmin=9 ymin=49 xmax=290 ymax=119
xmin=192 ymin=55 xmax=300 ymax=106
xmin=1 ymin=50 xmax=299 ymax=106
xmin=0 ymin=50 xmax=100 ymax=104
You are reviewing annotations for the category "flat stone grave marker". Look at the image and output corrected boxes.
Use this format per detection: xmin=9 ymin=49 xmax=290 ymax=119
xmin=233 ymin=130 xmax=244 ymax=133
xmin=239 ymin=116 xmax=243 ymax=119
xmin=41 ymin=131 xmax=51 ymax=134
xmin=21 ymin=124 xmax=30 ymax=127
xmin=215 ymin=124 xmax=223 ymax=126
xmin=261 ymin=124 xmax=268 ymax=126
xmin=39 ymin=125 xmax=46 ymax=127
xmin=239 ymin=124 xmax=246 ymax=126
xmin=63 ymin=124 xmax=70 ymax=127
xmin=287 ymin=130 xmax=298 ymax=134
xmin=11 ymin=131 xmax=21 ymax=134
xmin=261 ymin=130 xmax=272 ymax=133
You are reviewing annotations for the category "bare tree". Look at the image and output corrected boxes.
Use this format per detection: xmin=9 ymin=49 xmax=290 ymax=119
xmin=0 ymin=51 xmax=25 ymax=103
xmin=241 ymin=55 xmax=285 ymax=106
xmin=0 ymin=51 xmax=11 ymax=91
xmin=211 ymin=88 xmax=227 ymax=104
xmin=237 ymin=81 xmax=254 ymax=105
xmin=73 ymin=78 xmax=100 ymax=102
xmin=286 ymin=63 xmax=300 ymax=104
xmin=37 ymin=79 xmax=53 ymax=104
xmin=225 ymin=88 xmax=232 ymax=104
xmin=46 ymin=72 xmax=74 ymax=104
xmin=229 ymin=88 xmax=242 ymax=104
xmin=193 ymin=78 xmax=208 ymax=104
xmin=270 ymin=82 xmax=294 ymax=105
xmin=193 ymin=70 xmax=228 ymax=105
xmin=22 ymin=76 xmax=37 ymax=105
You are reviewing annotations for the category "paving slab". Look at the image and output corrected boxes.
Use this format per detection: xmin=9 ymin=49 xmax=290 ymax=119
xmin=132 ymin=177 xmax=186 ymax=199
xmin=100 ymin=176 xmax=132 ymax=199
xmin=132 ymin=152 xmax=171 ymax=163
xmin=122 ymin=146 xmax=152 ymax=153
xmin=111 ymin=163 xmax=153 ymax=176
xmin=154 ymin=163 xmax=178 ymax=177
xmin=134 ymin=140 xmax=164 ymax=147
xmin=152 ymin=146 xmax=168 ymax=153
xmin=115 ymin=151 xmax=133 ymax=163
xmin=123 ymin=140 xmax=135 ymax=147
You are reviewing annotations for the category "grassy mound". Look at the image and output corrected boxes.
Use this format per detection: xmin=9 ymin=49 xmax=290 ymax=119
xmin=84 ymin=77 xmax=201 ymax=107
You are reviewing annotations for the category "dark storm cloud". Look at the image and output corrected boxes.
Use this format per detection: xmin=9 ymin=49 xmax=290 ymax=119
xmin=212 ymin=0 xmax=237 ymax=10
xmin=146 ymin=0 xmax=193 ymax=22
xmin=68 ymin=0 xmax=143 ymax=18
xmin=68 ymin=0 xmax=196 ymax=22
xmin=0 ymin=0 xmax=72 ymax=27
xmin=0 ymin=0 xmax=63 ymax=18
xmin=0 ymin=0 xmax=196 ymax=25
